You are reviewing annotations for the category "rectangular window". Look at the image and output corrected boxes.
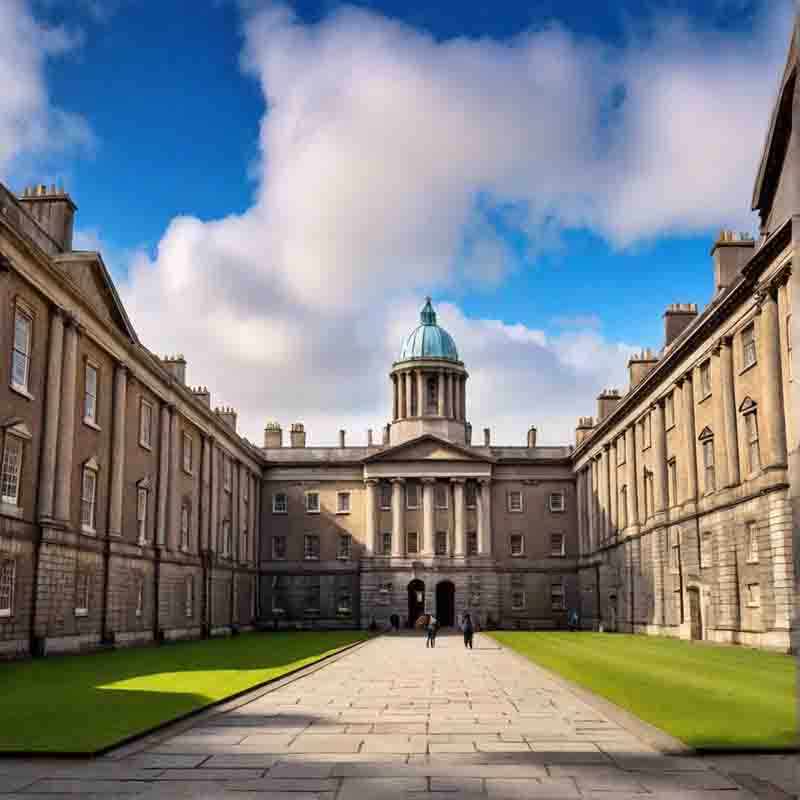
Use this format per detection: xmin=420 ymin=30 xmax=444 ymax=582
xmin=508 ymin=490 xmax=523 ymax=512
xmin=669 ymin=534 xmax=680 ymax=574
xmin=549 ymin=492 xmax=565 ymax=513
xmin=272 ymin=576 xmax=289 ymax=613
xmin=11 ymin=308 xmax=32 ymax=392
xmin=336 ymin=491 xmax=351 ymax=514
xmin=745 ymin=412 xmax=760 ymax=475
xmin=84 ymin=363 xmax=98 ymax=424
xmin=550 ymin=532 xmax=565 ymax=557
xmin=80 ymin=467 xmax=97 ymax=532
xmin=223 ymin=457 xmax=232 ymax=492
xmin=0 ymin=435 xmax=22 ymax=506
xmin=139 ymin=401 xmax=152 ymax=448
xmin=303 ymin=575 xmax=321 ymax=614
xmin=136 ymin=487 xmax=147 ymax=544
xmin=700 ymin=360 xmax=712 ymax=397
xmin=382 ymin=532 xmax=392 ymax=555
xmin=135 ymin=579 xmax=144 ymax=617
xmin=746 ymin=582 xmax=761 ymax=608
xmin=665 ymin=392 xmax=674 ymax=428
xmin=180 ymin=505 xmax=190 ymax=550
xmin=668 ymin=459 xmax=678 ymax=507
xmin=742 ymin=324 xmax=757 ymax=368
xmin=272 ymin=536 xmax=286 ymax=559
xmin=700 ymin=533 xmax=713 ymax=568
xmin=465 ymin=482 xmax=477 ymax=508
xmin=510 ymin=533 xmax=524 ymax=556
xmin=75 ymin=573 xmax=89 ymax=617
xmin=434 ymin=484 xmax=448 ymax=509
xmin=551 ymin=582 xmax=566 ymax=611
xmin=303 ymin=534 xmax=320 ymax=560
xmin=702 ymin=439 xmax=715 ymax=492
xmin=407 ymin=531 xmax=419 ymax=554
xmin=746 ymin=522 xmax=758 ymax=563
xmin=466 ymin=531 xmax=478 ymax=556
xmin=305 ymin=492 xmax=320 ymax=513
xmin=379 ymin=483 xmax=392 ymax=509
xmin=337 ymin=534 xmax=352 ymax=560
xmin=184 ymin=575 xmax=193 ymax=617
xmin=435 ymin=531 xmax=447 ymax=555
xmin=183 ymin=433 xmax=193 ymax=474
xmin=0 ymin=559 xmax=15 ymax=617
xmin=511 ymin=590 xmax=525 ymax=611
xmin=272 ymin=492 xmax=287 ymax=514
xmin=379 ymin=581 xmax=392 ymax=595
xmin=406 ymin=483 xmax=419 ymax=509
xmin=426 ymin=377 xmax=437 ymax=412
xmin=336 ymin=584 xmax=353 ymax=617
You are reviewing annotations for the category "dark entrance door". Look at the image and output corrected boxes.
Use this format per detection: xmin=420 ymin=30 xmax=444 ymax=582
xmin=688 ymin=587 xmax=702 ymax=640
xmin=436 ymin=580 xmax=455 ymax=627
xmin=408 ymin=580 xmax=425 ymax=628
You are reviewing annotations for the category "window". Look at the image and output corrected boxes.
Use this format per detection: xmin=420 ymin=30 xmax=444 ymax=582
xmin=617 ymin=435 xmax=626 ymax=465
xmin=511 ymin=589 xmax=526 ymax=611
xmin=427 ymin=377 xmax=437 ymax=412
xmin=746 ymin=522 xmax=759 ymax=563
xmin=80 ymin=465 xmax=98 ymax=532
xmin=669 ymin=532 xmax=680 ymax=574
xmin=272 ymin=576 xmax=289 ymax=613
xmin=619 ymin=486 xmax=628 ymax=529
xmin=700 ymin=360 xmax=712 ymax=397
xmin=336 ymin=582 xmax=353 ymax=617
xmin=338 ymin=534 xmax=352 ymax=560
xmin=551 ymin=582 xmax=566 ymax=611
xmin=75 ymin=573 xmax=89 ymax=617
xmin=379 ymin=483 xmax=392 ymax=510
xmin=304 ymin=534 xmax=320 ymax=560
xmin=643 ymin=413 xmax=652 ymax=448
xmin=84 ymin=363 xmax=98 ymax=425
xmin=745 ymin=410 xmax=760 ymax=475
xmin=466 ymin=531 xmax=478 ymax=556
xmin=184 ymin=576 xmax=193 ymax=617
xmin=272 ymin=536 xmax=286 ymax=560
xmin=465 ymin=482 xmax=477 ymax=508
xmin=742 ymin=324 xmax=757 ymax=369
xmin=746 ymin=583 xmax=761 ymax=608
xmin=221 ymin=520 xmax=231 ymax=556
xmin=303 ymin=575 xmax=320 ymax=614
xmin=180 ymin=504 xmax=190 ymax=550
xmin=435 ymin=531 xmax=448 ymax=555
xmin=272 ymin=492 xmax=287 ymax=514
xmin=665 ymin=392 xmax=674 ymax=428
xmin=700 ymin=533 xmax=713 ymax=569
xmin=702 ymin=437 xmax=715 ymax=493
xmin=550 ymin=533 xmax=565 ymax=557
xmin=0 ymin=559 xmax=15 ymax=617
xmin=139 ymin=401 xmax=152 ymax=448
xmin=549 ymin=492 xmax=565 ymax=513
xmin=434 ymin=484 xmax=448 ymax=509
xmin=135 ymin=579 xmax=144 ymax=617
xmin=406 ymin=483 xmax=419 ymax=509
xmin=136 ymin=487 xmax=148 ymax=544
xmin=305 ymin=492 xmax=320 ymax=513
xmin=336 ymin=492 xmax=350 ymax=514
xmin=508 ymin=491 xmax=523 ymax=512
xmin=11 ymin=307 xmax=32 ymax=392
xmin=469 ymin=576 xmax=482 ymax=607
xmin=182 ymin=433 xmax=193 ymax=474
xmin=0 ymin=435 xmax=22 ymax=506
xmin=668 ymin=459 xmax=678 ymax=507
xmin=382 ymin=532 xmax=392 ymax=555
xmin=223 ymin=457 xmax=232 ymax=492
xmin=379 ymin=581 xmax=392 ymax=595
xmin=407 ymin=531 xmax=419 ymax=554
xmin=510 ymin=533 xmax=524 ymax=556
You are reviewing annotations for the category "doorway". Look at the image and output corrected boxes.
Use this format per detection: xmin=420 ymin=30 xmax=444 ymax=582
xmin=688 ymin=587 xmax=703 ymax=640
xmin=408 ymin=579 xmax=425 ymax=627
xmin=436 ymin=580 xmax=455 ymax=627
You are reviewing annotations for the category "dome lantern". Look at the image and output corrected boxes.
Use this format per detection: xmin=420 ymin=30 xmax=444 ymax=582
xmin=398 ymin=297 xmax=459 ymax=362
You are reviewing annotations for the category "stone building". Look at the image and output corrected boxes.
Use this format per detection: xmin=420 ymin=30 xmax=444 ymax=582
xmin=0 ymin=16 xmax=796 ymax=657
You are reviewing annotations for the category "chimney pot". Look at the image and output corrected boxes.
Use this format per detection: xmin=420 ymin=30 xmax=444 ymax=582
xmin=339 ymin=429 xmax=346 ymax=448
xmin=527 ymin=426 xmax=537 ymax=447
xmin=290 ymin=422 xmax=306 ymax=448
xmin=367 ymin=428 xmax=373 ymax=446
xmin=383 ymin=424 xmax=390 ymax=445
xmin=465 ymin=422 xmax=473 ymax=445
xmin=483 ymin=427 xmax=491 ymax=447
xmin=264 ymin=422 xmax=282 ymax=448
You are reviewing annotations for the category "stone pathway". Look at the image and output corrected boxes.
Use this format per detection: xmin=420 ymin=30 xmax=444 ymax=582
xmin=0 ymin=632 xmax=795 ymax=798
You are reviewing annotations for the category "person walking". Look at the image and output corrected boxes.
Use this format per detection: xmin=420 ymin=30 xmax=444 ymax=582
xmin=426 ymin=614 xmax=438 ymax=648
xmin=462 ymin=613 xmax=474 ymax=649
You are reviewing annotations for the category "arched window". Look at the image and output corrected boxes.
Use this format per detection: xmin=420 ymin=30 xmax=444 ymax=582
xmin=427 ymin=377 xmax=437 ymax=412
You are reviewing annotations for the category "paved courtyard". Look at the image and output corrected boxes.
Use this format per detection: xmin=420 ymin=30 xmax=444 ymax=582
xmin=0 ymin=633 xmax=795 ymax=798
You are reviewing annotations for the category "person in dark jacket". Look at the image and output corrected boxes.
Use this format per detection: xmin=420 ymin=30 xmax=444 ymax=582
xmin=462 ymin=613 xmax=474 ymax=649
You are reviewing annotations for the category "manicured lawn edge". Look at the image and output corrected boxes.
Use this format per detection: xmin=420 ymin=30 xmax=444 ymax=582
xmin=1 ymin=633 xmax=377 ymax=759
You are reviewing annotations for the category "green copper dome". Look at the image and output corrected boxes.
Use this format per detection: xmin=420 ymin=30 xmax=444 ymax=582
xmin=399 ymin=298 xmax=459 ymax=362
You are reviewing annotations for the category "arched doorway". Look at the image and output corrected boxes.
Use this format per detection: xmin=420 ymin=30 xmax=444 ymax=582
xmin=436 ymin=580 xmax=455 ymax=627
xmin=408 ymin=580 xmax=425 ymax=628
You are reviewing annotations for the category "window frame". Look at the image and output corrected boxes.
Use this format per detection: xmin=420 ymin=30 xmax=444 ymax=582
xmin=406 ymin=531 xmax=419 ymax=555
xmin=743 ymin=406 xmax=760 ymax=477
xmin=746 ymin=522 xmax=759 ymax=564
xmin=184 ymin=575 xmax=194 ymax=618
xmin=617 ymin=435 xmax=626 ymax=465
xmin=80 ymin=463 xmax=98 ymax=534
xmin=406 ymin=483 xmax=419 ymax=510
xmin=0 ymin=434 xmax=23 ymax=507
xmin=182 ymin=432 xmax=193 ymax=475
xmin=701 ymin=435 xmax=715 ymax=493
xmin=223 ymin=456 xmax=232 ymax=493
xmin=511 ymin=588 xmax=526 ymax=611
xmin=379 ymin=482 xmax=392 ymax=510
xmin=434 ymin=483 xmax=448 ymax=509
xmin=466 ymin=531 xmax=478 ymax=556
xmin=272 ymin=492 xmax=288 ymax=514
xmin=465 ymin=482 xmax=477 ymax=508
xmin=700 ymin=532 xmax=713 ymax=569
xmin=305 ymin=491 xmax=320 ymax=514
xmin=668 ymin=458 xmax=678 ymax=508
xmin=509 ymin=533 xmax=524 ymax=557
xmin=336 ymin=491 xmax=351 ymax=514
xmin=551 ymin=582 xmax=566 ymax=611
xmin=381 ymin=531 xmax=392 ymax=555
xmin=700 ymin=360 xmax=712 ymax=398
xmin=742 ymin=323 xmax=757 ymax=370
xmin=619 ymin=485 xmax=628 ymax=529
xmin=180 ymin=504 xmax=190 ymax=550
xmin=10 ymin=304 xmax=33 ymax=395
xmin=303 ymin=533 xmax=320 ymax=560
xmin=139 ymin=399 xmax=153 ymax=449
xmin=83 ymin=361 xmax=99 ymax=427
xmin=435 ymin=530 xmax=448 ymax=556
xmin=507 ymin=490 xmax=523 ymax=513
xmin=0 ymin=558 xmax=15 ymax=618
xmin=550 ymin=532 xmax=565 ymax=557
xmin=136 ymin=486 xmax=148 ymax=544
xmin=337 ymin=534 xmax=352 ymax=560
xmin=74 ymin=573 xmax=89 ymax=617
xmin=271 ymin=535 xmax=286 ymax=560
xmin=548 ymin=492 xmax=565 ymax=513
xmin=746 ymin=582 xmax=761 ymax=608
xmin=664 ymin=391 xmax=675 ymax=429
xmin=221 ymin=519 xmax=231 ymax=556
xmin=135 ymin=578 xmax=144 ymax=618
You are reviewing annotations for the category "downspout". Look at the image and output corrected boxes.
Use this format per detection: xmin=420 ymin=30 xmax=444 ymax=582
xmin=595 ymin=561 xmax=601 ymax=630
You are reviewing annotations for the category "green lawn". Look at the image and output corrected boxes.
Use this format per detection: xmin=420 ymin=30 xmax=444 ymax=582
xmin=0 ymin=630 xmax=369 ymax=754
xmin=489 ymin=632 xmax=796 ymax=751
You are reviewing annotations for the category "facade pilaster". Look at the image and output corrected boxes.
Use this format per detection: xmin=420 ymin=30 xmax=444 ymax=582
xmin=156 ymin=403 xmax=170 ymax=546
xmin=460 ymin=376 xmax=466 ymax=421
xmin=209 ymin=439 xmax=218 ymax=554
xmin=416 ymin=370 xmax=424 ymax=416
xmin=711 ymin=343 xmax=730 ymax=489
xmin=167 ymin=405 xmax=180 ymax=550
xmin=652 ymin=399 xmax=667 ymax=513
xmin=452 ymin=478 xmax=465 ymax=555
xmin=720 ymin=336 xmax=740 ymax=486
xmin=678 ymin=373 xmax=698 ymax=504
xmin=364 ymin=478 xmax=378 ymax=556
xmin=576 ymin=468 xmax=585 ymax=554
xmin=108 ymin=362 xmax=128 ymax=536
xmin=599 ymin=448 xmax=610 ymax=542
xmin=479 ymin=478 xmax=492 ymax=554
xmin=37 ymin=306 xmax=64 ymax=520
xmin=437 ymin=369 xmax=445 ymax=416
xmin=625 ymin=425 xmax=639 ymax=529
xmin=53 ymin=315 xmax=79 ymax=523
xmin=422 ymin=478 xmax=435 ymax=556
xmin=758 ymin=287 xmax=788 ymax=468
xmin=391 ymin=478 xmax=405 ymax=557
xmin=588 ymin=457 xmax=596 ymax=549
xmin=609 ymin=440 xmax=618 ymax=536
xmin=392 ymin=375 xmax=398 ymax=421
xmin=201 ymin=435 xmax=211 ymax=551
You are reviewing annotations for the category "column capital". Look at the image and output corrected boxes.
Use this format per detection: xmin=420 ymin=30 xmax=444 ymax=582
xmin=602 ymin=442 xmax=611 ymax=452
xmin=755 ymin=283 xmax=779 ymax=305
xmin=63 ymin=311 xmax=80 ymax=330
xmin=390 ymin=477 xmax=406 ymax=484
xmin=364 ymin=477 xmax=380 ymax=486
xmin=50 ymin=303 xmax=66 ymax=318
xmin=449 ymin=477 xmax=466 ymax=484
xmin=420 ymin=477 xmax=437 ymax=485
xmin=478 ymin=477 xmax=492 ymax=485
xmin=0 ymin=252 xmax=12 ymax=272
xmin=651 ymin=396 xmax=665 ymax=410
xmin=115 ymin=360 xmax=129 ymax=374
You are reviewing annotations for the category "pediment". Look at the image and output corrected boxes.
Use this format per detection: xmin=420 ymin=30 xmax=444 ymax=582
xmin=365 ymin=434 xmax=490 ymax=464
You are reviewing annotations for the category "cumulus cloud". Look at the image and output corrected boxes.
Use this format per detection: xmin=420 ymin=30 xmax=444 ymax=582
xmin=119 ymin=1 xmax=793 ymax=447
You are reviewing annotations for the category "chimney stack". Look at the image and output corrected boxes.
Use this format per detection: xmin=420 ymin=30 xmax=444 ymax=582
xmin=483 ymin=427 xmax=491 ymax=447
xmin=339 ymin=429 xmax=346 ymax=448
xmin=527 ymin=426 xmax=537 ymax=447
xmin=663 ymin=303 xmax=698 ymax=347
xmin=711 ymin=230 xmax=755 ymax=292
xmin=596 ymin=388 xmax=621 ymax=422
xmin=191 ymin=385 xmax=210 ymax=407
xmin=264 ymin=422 xmax=282 ymax=448
xmin=575 ymin=416 xmax=594 ymax=446
xmin=162 ymin=354 xmax=187 ymax=385
xmin=215 ymin=406 xmax=237 ymax=432
xmin=628 ymin=348 xmax=659 ymax=389
xmin=290 ymin=422 xmax=306 ymax=448
xmin=18 ymin=184 xmax=76 ymax=252
xmin=465 ymin=423 xmax=472 ymax=445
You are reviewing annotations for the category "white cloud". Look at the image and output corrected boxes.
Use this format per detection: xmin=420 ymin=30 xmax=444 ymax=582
xmin=119 ymin=1 xmax=794 ymax=447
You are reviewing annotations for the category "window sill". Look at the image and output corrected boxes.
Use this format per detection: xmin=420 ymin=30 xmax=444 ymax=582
xmin=74 ymin=609 xmax=88 ymax=618
xmin=83 ymin=418 xmax=101 ymax=432
xmin=335 ymin=510 xmax=350 ymax=515
xmin=510 ymin=552 xmax=525 ymax=558
xmin=81 ymin=525 xmax=96 ymax=536
xmin=337 ymin=556 xmax=351 ymax=561
xmin=549 ymin=508 xmax=565 ymax=514
xmin=135 ymin=610 xmax=142 ymax=618
xmin=272 ymin=510 xmax=288 ymax=515
xmin=9 ymin=383 xmax=33 ymax=400
xmin=182 ymin=468 xmax=194 ymax=477
xmin=406 ymin=506 xmax=420 ymax=511
xmin=508 ymin=508 xmax=523 ymax=514
xmin=551 ymin=553 xmax=566 ymax=558
xmin=304 ymin=556 xmax=319 ymax=561
xmin=139 ymin=440 xmax=152 ymax=451
xmin=305 ymin=510 xmax=320 ymax=515
xmin=739 ymin=360 xmax=758 ymax=377
xmin=746 ymin=602 xmax=760 ymax=609
xmin=0 ymin=503 xmax=22 ymax=519
xmin=0 ymin=610 xmax=12 ymax=619
xmin=746 ymin=558 xmax=759 ymax=565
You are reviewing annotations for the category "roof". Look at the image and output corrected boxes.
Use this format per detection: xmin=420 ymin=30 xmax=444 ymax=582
xmin=397 ymin=298 xmax=459 ymax=362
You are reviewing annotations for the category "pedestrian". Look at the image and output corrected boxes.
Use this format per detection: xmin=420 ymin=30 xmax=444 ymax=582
xmin=568 ymin=608 xmax=579 ymax=631
xmin=426 ymin=614 xmax=438 ymax=648
xmin=462 ymin=613 xmax=474 ymax=650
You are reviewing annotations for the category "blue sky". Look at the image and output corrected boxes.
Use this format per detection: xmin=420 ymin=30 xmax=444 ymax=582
xmin=3 ymin=0 xmax=796 ymax=444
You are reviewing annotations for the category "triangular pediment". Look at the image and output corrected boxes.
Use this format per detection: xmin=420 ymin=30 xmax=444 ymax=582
xmin=53 ymin=252 xmax=138 ymax=343
xmin=364 ymin=434 xmax=491 ymax=464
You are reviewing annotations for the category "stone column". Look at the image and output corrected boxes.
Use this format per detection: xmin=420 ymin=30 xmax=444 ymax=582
xmin=167 ymin=405 xmax=180 ymax=550
xmin=391 ymin=478 xmax=405 ymax=557
xmin=758 ymin=287 xmax=788 ymax=467
xmin=452 ymin=478 xmax=465 ymax=556
xmin=417 ymin=370 xmax=425 ymax=416
xmin=201 ymin=435 xmax=211 ymax=551
xmin=479 ymin=478 xmax=492 ymax=554
xmin=711 ymin=343 xmax=730 ymax=490
xmin=422 ymin=478 xmax=435 ymax=556
xmin=609 ymin=440 xmax=618 ymax=536
xmin=598 ymin=448 xmax=609 ymax=542
xmin=625 ymin=426 xmax=639 ymax=528
xmin=460 ymin=376 xmax=466 ymax=421
xmin=437 ymin=369 xmax=445 ymax=416
xmin=38 ymin=307 xmax=64 ymax=520
xmin=576 ymin=469 xmax=585 ymax=554
xmin=392 ymin=375 xmax=398 ymax=421
xmin=156 ymin=404 xmax=171 ymax=546
xmin=401 ymin=372 xmax=408 ymax=419
xmin=108 ymin=363 xmax=128 ymax=536
xmin=444 ymin=372 xmax=451 ymax=417
xmin=679 ymin=373 xmax=698 ymax=504
xmin=450 ymin=374 xmax=457 ymax=420
xmin=720 ymin=336 xmax=740 ymax=486
xmin=209 ymin=439 xmax=218 ymax=553
xmin=588 ymin=457 xmax=596 ymax=549
xmin=365 ymin=478 xmax=378 ymax=556
xmin=53 ymin=316 xmax=79 ymax=523
xmin=652 ymin=400 xmax=667 ymax=512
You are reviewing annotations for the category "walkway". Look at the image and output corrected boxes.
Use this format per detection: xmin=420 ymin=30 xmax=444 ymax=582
xmin=0 ymin=633 xmax=794 ymax=798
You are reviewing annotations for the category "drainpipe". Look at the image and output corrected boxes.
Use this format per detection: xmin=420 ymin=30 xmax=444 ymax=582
xmin=595 ymin=562 xmax=601 ymax=631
